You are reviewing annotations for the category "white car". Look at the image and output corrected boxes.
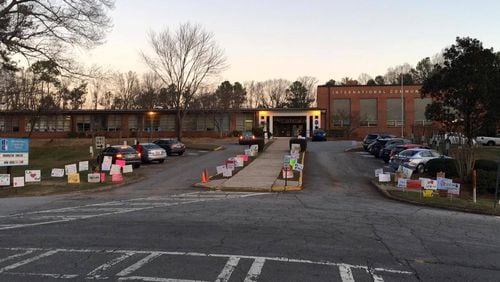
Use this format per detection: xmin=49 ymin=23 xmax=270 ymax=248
xmin=430 ymin=132 xmax=476 ymax=146
xmin=476 ymin=134 xmax=500 ymax=146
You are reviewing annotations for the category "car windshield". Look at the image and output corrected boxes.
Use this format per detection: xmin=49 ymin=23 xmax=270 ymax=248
xmin=242 ymin=132 xmax=253 ymax=137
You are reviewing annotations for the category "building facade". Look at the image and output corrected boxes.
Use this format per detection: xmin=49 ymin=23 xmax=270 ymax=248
xmin=0 ymin=108 xmax=324 ymax=139
xmin=317 ymin=84 xmax=433 ymax=139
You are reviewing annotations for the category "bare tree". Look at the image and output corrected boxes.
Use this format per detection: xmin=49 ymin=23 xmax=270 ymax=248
xmin=297 ymin=76 xmax=318 ymax=106
xmin=357 ymin=73 xmax=372 ymax=85
xmin=244 ymin=81 xmax=266 ymax=108
xmin=0 ymin=0 xmax=114 ymax=71
xmin=263 ymin=79 xmax=289 ymax=108
xmin=142 ymin=22 xmax=227 ymax=140
xmin=112 ymin=71 xmax=140 ymax=110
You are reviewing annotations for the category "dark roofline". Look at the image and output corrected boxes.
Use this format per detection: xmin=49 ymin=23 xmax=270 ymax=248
xmin=317 ymin=84 xmax=422 ymax=88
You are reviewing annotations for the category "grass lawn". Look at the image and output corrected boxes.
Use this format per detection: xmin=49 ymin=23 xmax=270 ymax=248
xmin=1 ymin=143 xmax=142 ymax=197
xmin=387 ymin=189 xmax=500 ymax=216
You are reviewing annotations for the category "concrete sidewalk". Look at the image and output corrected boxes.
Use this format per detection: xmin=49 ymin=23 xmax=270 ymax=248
xmin=197 ymin=137 xmax=301 ymax=191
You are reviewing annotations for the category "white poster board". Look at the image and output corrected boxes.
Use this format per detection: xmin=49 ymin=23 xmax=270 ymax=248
xmin=222 ymin=168 xmax=232 ymax=178
xmin=101 ymin=156 xmax=112 ymax=171
xmin=122 ymin=165 xmax=133 ymax=174
xmin=216 ymin=165 xmax=226 ymax=175
xmin=65 ymin=163 xmax=77 ymax=175
xmin=25 ymin=170 xmax=41 ymax=182
xmin=378 ymin=173 xmax=391 ymax=182
xmin=51 ymin=168 xmax=65 ymax=177
xmin=78 ymin=161 xmax=89 ymax=172
xmin=87 ymin=173 xmax=101 ymax=183
xmin=110 ymin=164 xmax=121 ymax=175
xmin=294 ymin=163 xmax=304 ymax=172
xmin=374 ymin=168 xmax=384 ymax=177
xmin=397 ymin=178 xmax=407 ymax=188
xmin=402 ymin=167 xmax=413 ymax=179
xmin=13 ymin=176 xmax=24 ymax=187
xmin=0 ymin=174 xmax=10 ymax=186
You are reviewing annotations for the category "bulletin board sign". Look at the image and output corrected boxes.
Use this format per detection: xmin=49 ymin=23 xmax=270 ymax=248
xmin=0 ymin=138 xmax=30 ymax=167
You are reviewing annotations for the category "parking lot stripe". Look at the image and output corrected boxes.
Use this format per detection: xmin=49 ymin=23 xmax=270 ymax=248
xmin=215 ymin=256 xmax=240 ymax=282
xmin=338 ymin=264 xmax=355 ymax=282
xmin=118 ymin=276 xmax=207 ymax=282
xmin=116 ymin=252 xmax=163 ymax=277
xmin=86 ymin=251 xmax=135 ymax=279
xmin=5 ymin=272 xmax=79 ymax=279
xmin=0 ymin=250 xmax=34 ymax=263
xmin=0 ymin=250 xmax=59 ymax=273
xmin=244 ymin=257 xmax=265 ymax=282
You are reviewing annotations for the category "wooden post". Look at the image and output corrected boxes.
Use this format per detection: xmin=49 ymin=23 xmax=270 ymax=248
xmin=472 ymin=170 xmax=477 ymax=204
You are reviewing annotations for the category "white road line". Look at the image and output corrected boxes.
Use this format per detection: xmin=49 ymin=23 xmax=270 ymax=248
xmin=0 ymin=250 xmax=34 ymax=263
xmin=5 ymin=272 xmax=79 ymax=279
xmin=86 ymin=252 xmax=135 ymax=279
xmin=215 ymin=256 xmax=240 ymax=282
xmin=116 ymin=252 xmax=163 ymax=277
xmin=118 ymin=276 xmax=207 ymax=282
xmin=0 ymin=250 xmax=59 ymax=273
xmin=338 ymin=264 xmax=355 ymax=282
xmin=244 ymin=257 xmax=266 ymax=282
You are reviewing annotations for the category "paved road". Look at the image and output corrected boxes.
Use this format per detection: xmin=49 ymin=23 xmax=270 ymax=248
xmin=0 ymin=140 xmax=499 ymax=281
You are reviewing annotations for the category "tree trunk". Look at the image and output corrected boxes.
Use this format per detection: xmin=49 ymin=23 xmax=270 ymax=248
xmin=175 ymin=109 xmax=184 ymax=141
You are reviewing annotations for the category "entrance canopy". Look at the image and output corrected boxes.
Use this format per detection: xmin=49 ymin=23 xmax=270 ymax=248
xmin=257 ymin=108 xmax=325 ymax=138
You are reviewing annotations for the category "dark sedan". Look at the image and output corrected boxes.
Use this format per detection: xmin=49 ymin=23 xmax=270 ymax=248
xmin=312 ymin=129 xmax=327 ymax=141
xmin=238 ymin=131 xmax=256 ymax=145
xmin=152 ymin=139 xmax=186 ymax=156
xmin=97 ymin=145 xmax=141 ymax=169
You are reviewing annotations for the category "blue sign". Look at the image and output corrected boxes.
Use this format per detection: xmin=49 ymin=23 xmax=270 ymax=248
xmin=0 ymin=138 xmax=29 ymax=153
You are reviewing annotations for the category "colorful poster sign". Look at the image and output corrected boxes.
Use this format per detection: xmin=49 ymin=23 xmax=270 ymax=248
xmin=115 ymin=159 xmax=126 ymax=167
xmin=424 ymin=179 xmax=438 ymax=190
xmin=437 ymin=177 xmax=453 ymax=190
xmin=87 ymin=173 xmax=101 ymax=183
xmin=250 ymin=144 xmax=258 ymax=152
xmin=237 ymin=155 xmax=248 ymax=162
xmin=0 ymin=174 xmax=10 ymax=186
xmin=0 ymin=138 xmax=30 ymax=167
xmin=282 ymin=168 xmax=293 ymax=179
xmin=101 ymin=156 xmax=112 ymax=171
xmin=65 ymin=164 xmax=77 ymax=175
xmin=68 ymin=173 xmax=80 ymax=184
xmin=397 ymin=178 xmax=407 ymax=188
xmin=447 ymin=183 xmax=461 ymax=195
xmin=78 ymin=161 xmax=89 ymax=172
xmin=406 ymin=180 xmax=422 ymax=189
xmin=226 ymin=159 xmax=235 ymax=171
xmin=419 ymin=178 xmax=431 ymax=188
xmin=401 ymin=167 xmax=413 ymax=179
xmin=100 ymin=172 xmax=106 ymax=183
xmin=234 ymin=157 xmax=244 ymax=167
xmin=122 ymin=165 xmax=133 ymax=173
xmin=244 ymin=149 xmax=252 ymax=156
xmin=374 ymin=168 xmax=384 ymax=177
xmin=51 ymin=168 xmax=65 ymax=177
xmin=13 ymin=176 xmax=24 ymax=187
xmin=222 ymin=168 xmax=232 ymax=178
xmin=25 ymin=170 xmax=41 ymax=182
xmin=291 ymin=144 xmax=301 ymax=152
xmin=423 ymin=189 xmax=434 ymax=198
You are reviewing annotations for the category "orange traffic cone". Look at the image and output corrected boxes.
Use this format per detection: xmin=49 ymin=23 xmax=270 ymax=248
xmin=201 ymin=169 xmax=208 ymax=183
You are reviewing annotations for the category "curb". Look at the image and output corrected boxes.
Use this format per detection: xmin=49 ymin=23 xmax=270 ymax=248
xmin=370 ymin=180 xmax=499 ymax=216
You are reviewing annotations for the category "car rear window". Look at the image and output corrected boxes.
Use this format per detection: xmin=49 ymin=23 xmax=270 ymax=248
xmin=400 ymin=150 xmax=418 ymax=157
xmin=142 ymin=144 xmax=160 ymax=149
xmin=116 ymin=147 xmax=136 ymax=153
xmin=367 ymin=134 xmax=378 ymax=139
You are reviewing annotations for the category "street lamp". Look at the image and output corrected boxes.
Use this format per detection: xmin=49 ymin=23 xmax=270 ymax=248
xmin=148 ymin=111 xmax=156 ymax=141
xmin=400 ymin=73 xmax=404 ymax=138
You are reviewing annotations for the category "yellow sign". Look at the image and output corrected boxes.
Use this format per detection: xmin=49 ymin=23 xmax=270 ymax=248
xmin=422 ymin=189 xmax=433 ymax=198
xmin=68 ymin=173 xmax=80 ymax=184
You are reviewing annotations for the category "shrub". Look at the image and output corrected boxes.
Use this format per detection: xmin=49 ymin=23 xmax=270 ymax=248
xmin=473 ymin=159 xmax=498 ymax=171
xmin=254 ymin=138 xmax=265 ymax=152
xmin=476 ymin=169 xmax=497 ymax=194
xmin=424 ymin=157 xmax=459 ymax=177
xmin=231 ymin=130 xmax=241 ymax=137
xmin=290 ymin=138 xmax=307 ymax=152
xmin=252 ymin=127 xmax=264 ymax=138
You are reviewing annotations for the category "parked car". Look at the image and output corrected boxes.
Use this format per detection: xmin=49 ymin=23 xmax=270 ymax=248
xmin=132 ymin=143 xmax=166 ymax=163
xmin=238 ymin=131 xmax=256 ymax=145
xmin=378 ymin=139 xmax=411 ymax=162
xmin=97 ymin=145 xmax=141 ymax=169
xmin=312 ymin=129 xmax=327 ymax=141
xmin=390 ymin=148 xmax=449 ymax=173
xmin=369 ymin=138 xmax=395 ymax=157
xmin=384 ymin=144 xmax=428 ymax=164
xmin=153 ymin=139 xmax=186 ymax=156
xmin=476 ymin=133 xmax=500 ymax=146
xmin=362 ymin=133 xmax=396 ymax=151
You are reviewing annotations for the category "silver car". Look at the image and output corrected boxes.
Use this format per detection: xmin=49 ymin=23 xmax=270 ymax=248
xmin=133 ymin=143 xmax=167 ymax=163
xmin=390 ymin=148 xmax=447 ymax=173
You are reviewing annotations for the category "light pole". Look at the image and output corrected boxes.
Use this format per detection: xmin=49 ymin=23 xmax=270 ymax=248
xmin=400 ymin=73 xmax=404 ymax=138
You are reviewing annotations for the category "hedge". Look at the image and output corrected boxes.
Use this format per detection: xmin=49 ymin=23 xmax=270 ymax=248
xmin=424 ymin=158 xmax=459 ymax=177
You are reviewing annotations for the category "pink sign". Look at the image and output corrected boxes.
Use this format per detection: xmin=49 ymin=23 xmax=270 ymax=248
xmin=237 ymin=155 xmax=249 ymax=162
xmin=100 ymin=172 xmax=106 ymax=183
xmin=115 ymin=159 xmax=126 ymax=167
xmin=112 ymin=173 xmax=123 ymax=182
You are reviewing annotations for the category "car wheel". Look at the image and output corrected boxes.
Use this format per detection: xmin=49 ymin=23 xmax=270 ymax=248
xmin=158 ymin=159 xmax=165 ymax=164
xmin=416 ymin=164 xmax=424 ymax=174
xmin=487 ymin=141 xmax=495 ymax=146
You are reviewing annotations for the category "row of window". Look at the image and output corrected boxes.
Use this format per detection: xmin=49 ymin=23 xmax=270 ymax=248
xmin=331 ymin=98 xmax=432 ymax=127
xmin=0 ymin=113 xmax=255 ymax=133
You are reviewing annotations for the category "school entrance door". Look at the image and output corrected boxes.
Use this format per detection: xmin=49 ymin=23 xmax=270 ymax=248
xmin=273 ymin=116 xmax=306 ymax=137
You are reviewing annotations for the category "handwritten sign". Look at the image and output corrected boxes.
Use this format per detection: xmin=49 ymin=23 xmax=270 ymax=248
xmin=0 ymin=174 xmax=10 ymax=186
xmin=250 ymin=144 xmax=258 ymax=152
xmin=25 ymin=170 xmax=41 ymax=182
xmin=419 ymin=178 xmax=431 ymax=188
xmin=401 ymin=166 xmax=413 ymax=179
xmin=222 ymin=168 xmax=232 ymax=178
xmin=294 ymin=163 xmax=304 ymax=172
xmin=234 ymin=157 xmax=244 ymax=167
xmin=110 ymin=164 xmax=121 ymax=175
xmin=51 ymin=168 xmax=65 ymax=177
xmin=244 ymin=149 xmax=252 ymax=156
xmin=291 ymin=144 xmax=301 ymax=152
xmin=78 ymin=161 xmax=89 ymax=172
xmin=65 ymin=164 xmax=77 ymax=175
xmin=216 ymin=165 xmax=226 ymax=175
xmin=406 ymin=180 xmax=422 ymax=189
xmin=226 ymin=159 xmax=235 ymax=171
xmin=13 ymin=176 xmax=24 ymax=187
xmin=100 ymin=172 xmax=106 ymax=183
xmin=115 ymin=159 xmax=126 ymax=167
xmin=122 ymin=165 xmax=133 ymax=174
xmin=447 ymin=183 xmax=460 ymax=195
xmin=424 ymin=179 xmax=438 ymax=190
xmin=87 ymin=173 xmax=101 ymax=183
xmin=378 ymin=173 xmax=391 ymax=182
xmin=374 ymin=168 xmax=384 ymax=177
xmin=237 ymin=155 xmax=248 ymax=162
xmin=437 ymin=177 xmax=453 ymax=190
xmin=282 ymin=168 xmax=293 ymax=179
xmin=423 ymin=189 xmax=433 ymax=198
xmin=68 ymin=173 xmax=80 ymax=184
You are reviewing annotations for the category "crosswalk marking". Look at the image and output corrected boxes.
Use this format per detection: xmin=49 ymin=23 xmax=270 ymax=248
xmin=0 ymin=247 xmax=413 ymax=281
xmin=0 ymin=192 xmax=268 ymax=231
